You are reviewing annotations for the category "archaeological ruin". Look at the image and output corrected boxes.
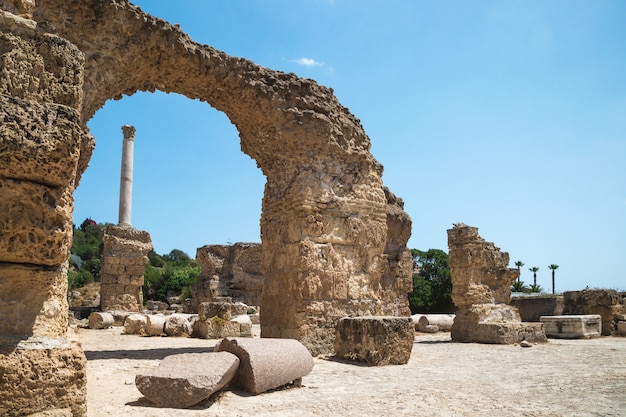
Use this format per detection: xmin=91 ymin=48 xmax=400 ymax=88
xmin=1 ymin=1 xmax=413 ymax=414
xmin=447 ymin=224 xmax=546 ymax=344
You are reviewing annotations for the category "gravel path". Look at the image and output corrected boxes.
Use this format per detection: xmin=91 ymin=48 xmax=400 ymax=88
xmin=79 ymin=325 xmax=626 ymax=417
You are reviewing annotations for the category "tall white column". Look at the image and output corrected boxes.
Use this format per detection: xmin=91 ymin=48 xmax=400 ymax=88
xmin=118 ymin=125 xmax=135 ymax=228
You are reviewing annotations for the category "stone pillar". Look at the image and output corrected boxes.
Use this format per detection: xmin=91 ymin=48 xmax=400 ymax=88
xmin=118 ymin=125 xmax=135 ymax=228
xmin=99 ymin=226 xmax=152 ymax=312
xmin=0 ymin=4 xmax=87 ymax=415
xmin=447 ymin=224 xmax=546 ymax=344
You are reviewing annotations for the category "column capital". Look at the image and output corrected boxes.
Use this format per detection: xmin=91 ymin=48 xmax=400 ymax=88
xmin=122 ymin=125 xmax=136 ymax=140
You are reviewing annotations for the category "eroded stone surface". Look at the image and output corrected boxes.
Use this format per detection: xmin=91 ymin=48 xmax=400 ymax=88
xmin=447 ymin=224 xmax=547 ymax=344
xmin=33 ymin=1 xmax=413 ymax=355
xmin=99 ymin=225 xmax=152 ymax=311
xmin=540 ymin=314 xmax=602 ymax=339
xmin=135 ymin=352 xmax=240 ymax=408
xmin=193 ymin=242 xmax=263 ymax=310
xmin=334 ymin=316 xmax=414 ymax=365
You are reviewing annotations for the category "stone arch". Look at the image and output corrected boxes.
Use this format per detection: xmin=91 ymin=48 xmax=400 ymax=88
xmin=32 ymin=0 xmax=413 ymax=355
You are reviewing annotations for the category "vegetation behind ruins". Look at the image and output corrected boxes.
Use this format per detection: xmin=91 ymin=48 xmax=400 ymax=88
xmin=408 ymin=249 xmax=453 ymax=313
xmin=68 ymin=219 xmax=199 ymax=303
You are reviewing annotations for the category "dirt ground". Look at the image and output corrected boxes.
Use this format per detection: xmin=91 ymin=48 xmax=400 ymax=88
xmin=78 ymin=325 xmax=626 ymax=417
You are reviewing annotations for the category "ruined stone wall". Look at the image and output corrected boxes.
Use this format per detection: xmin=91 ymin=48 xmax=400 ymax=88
xmin=563 ymin=289 xmax=625 ymax=336
xmin=32 ymin=0 xmax=413 ymax=356
xmin=193 ymin=242 xmax=263 ymax=309
xmin=448 ymin=224 xmax=546 ymax=344
xmin=0 ymin=4 xmax=88 ymax=415
xmin=100 ymin=225 xmax=152 ymax=311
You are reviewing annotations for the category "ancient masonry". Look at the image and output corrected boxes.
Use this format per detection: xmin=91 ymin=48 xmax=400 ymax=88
xmin=2 ymin=1 xmax=414 ymax=414
xmin=447 ymin=224 xmax=546 ymax=344
xmin=0 ymin=1 xmax=88 ymax=415
xmin=99 ymin=125 xmax=152 ymax=312
xmin=99 ymin=225 xmax=152 ymax=311
xmin=193 ymin=242 xmax=264 ymax=310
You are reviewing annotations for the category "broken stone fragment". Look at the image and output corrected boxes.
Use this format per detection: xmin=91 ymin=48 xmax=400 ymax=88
xmin=88 ymin=312 xmax=114 ymax=329
xmin=145 ymin=314 xmax=165 ymax=336
xmin=135 ymin=352 xmax=240 ymax=408
xmin=164 ymin=313 xmax=193 ymax=337
xmin=123 ymin=313 xmax=147 ymax=335
xmin=215 ymin=337 xmax=314 ymax=395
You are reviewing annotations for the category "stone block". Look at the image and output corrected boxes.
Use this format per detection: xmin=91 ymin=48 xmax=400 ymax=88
xmin=88 ymin=312 xmax=114 ymax=329
xmin=124 ymin=313 xmax=147 ymax=335
xmin=617 ymin=321 xmax=626 ymax=337
xmin=418 ymin=314 xmax=455 ymax=332
xmin=146 ymin=314 xmax=165 ymax=336
xmin=215 ymin=337 xmax=314 ymax=395
xmin=164 ymin=314 xmax=192 ymax=337
xmin=540 ymin=315 xmax=602 ymax=339
xmin=334 ymin=316 xmax=414 ymax=365
xmin=0 ymin=179 xmax=74 ymax=266
xmin=135 ymin=352 xmax=240 ymax=408
xmin=199 ymin=301 xmax=232 ymax=321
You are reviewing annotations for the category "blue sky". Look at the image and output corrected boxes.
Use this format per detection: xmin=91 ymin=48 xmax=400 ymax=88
xmin=76 ymin=1 xmax=626 ymax=292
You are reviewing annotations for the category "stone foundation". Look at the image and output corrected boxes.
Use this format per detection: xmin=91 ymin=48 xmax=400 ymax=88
xmin=447 ymin=224 xmax=547 ymax=344
xmin=99 ymin=225 xmax=152 ymax=311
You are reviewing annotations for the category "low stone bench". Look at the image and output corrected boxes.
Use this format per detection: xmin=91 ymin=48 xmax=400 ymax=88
xmin=334 ymin=316 xmax=414 ymax=365
xmin=135 ymin=352 xmax=240 ymax=408
xmin=215 ymin=337 xmax=314 ymax=395
xmin=540 ymin=315 xmax=602 ymax=339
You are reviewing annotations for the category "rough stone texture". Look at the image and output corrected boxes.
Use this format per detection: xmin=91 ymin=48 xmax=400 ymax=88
xmin=199 ymin=301 xmax=232 ymax=321
xmin=87 ymin=311 xmax=114 ymax=329
xmin=135 ymin=352 xmax=240 ymax=408
xmin=540 ymin=315 xmax=602 ymax=339
xmin=215 ymin=337 xmax=314 ymax=395
xmin=123 ymin=313 xmax=147 ymax=335
xmin=164 ymin=313 xmax=193 ymax=337
xmin=145 ymin=314 xmax=165 ymax=336
xmin=618 ymin=321 xmax=626 ymax=337
xmin=0 ymin=9 xmax=88 ymax=416
xmin=562 ymin=289 xmax=626 ymax=336
xmin=31 ymin=1 xmax=412 ymax=356
xmin=193 ymin=242 xmax=263 ymax=310
xmin=333 ymin=316 xmax=414 ymax=365
xmin=447 ymin=224 xmax=547 ymax=344
xmin=418 ymin=314 xmax=455 ymax=332
xmin=0 ymin=331 xmax=86 ymax=417
xmin=510 ymin=295 xmax=565 ymax=322
xmin=99 ymin=225 xmax=152 ymax=311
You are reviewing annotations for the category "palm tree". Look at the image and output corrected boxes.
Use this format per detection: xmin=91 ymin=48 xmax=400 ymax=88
xmin=548 ymin=264 xmax=559 ymax=294
xmin=529 ymin=266 xmax=539 ymax=287
xmin=514 ymin=261 xmax=524 ymax=283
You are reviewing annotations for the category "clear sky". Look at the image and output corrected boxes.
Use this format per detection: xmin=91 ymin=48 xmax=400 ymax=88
xmin=76 ymin=1 xmax=626 ymax=292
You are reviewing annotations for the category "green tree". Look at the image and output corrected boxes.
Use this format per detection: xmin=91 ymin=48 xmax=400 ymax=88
xmin=408 ymin=249 xmax=452 ymax=313
xmin=548 ymin=264 xmax=559 ymax=294
xmin=529 ymin=266 xmax=539 ymax=287
xmin=529 ymin=283 xmax=543 ymax=293
xmin=514 ymin=261 xmax=524 ymax=283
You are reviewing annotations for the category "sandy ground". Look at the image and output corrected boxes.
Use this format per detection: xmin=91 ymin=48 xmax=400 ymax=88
xmin=78 ymin=325 xmax=626 ymax=417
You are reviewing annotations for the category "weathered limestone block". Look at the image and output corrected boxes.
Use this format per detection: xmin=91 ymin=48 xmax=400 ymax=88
xmin=418 ymin=314 xmax=455 ymax=332
xmin=87 ymin=312 xmax=114 ymax=329
xmin=215 ymin=338 xmax=314 ymax=395
xmin=135 ymin=352 xmax=240 ymax=408
xmin=164 ymin=314 xmax=192 ymax=337
xmin=194 ymin=243 xmax=263 ymax=310
xmin=0 ymin=0 xmax=35 ymax=18
xmin=448 ymin=224 xmax=547 ymax=344
xmin=99 ymin=225 xmax=152 ymax=311
xmin=563 ymin=289 xmax=624 ymax=336
xmin=618 ymin=321 xmax=626 ymax=337
xmin=124 ymin=313 xmax=147 ymax=335
xmin=540 ymin=315 xmax=602 ymax=339
xmin=0 ymin=331 xmax=86 ymax=417
xmin=0 ymin=263 xmax=68 ymax=340
xmin=334 ymin=316 xmax=414 ymax=365
xmin=146 ymin=314 xmax=165 ymax=336
xmin=199 ymin=301 xmax=232 ymax=321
